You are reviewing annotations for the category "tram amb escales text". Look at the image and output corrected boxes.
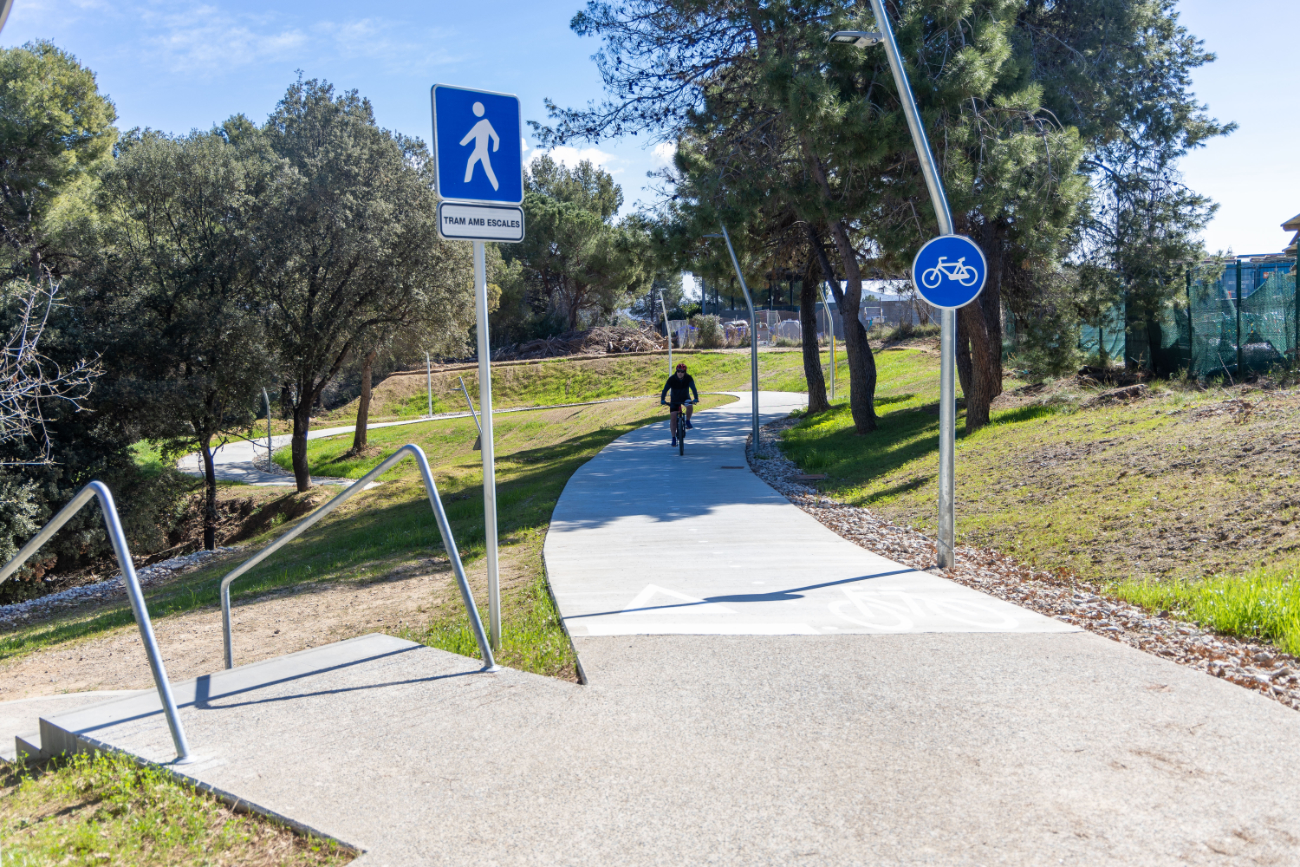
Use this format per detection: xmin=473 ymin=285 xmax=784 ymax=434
xmin=442 ymin=215 xmax=521 ymax=229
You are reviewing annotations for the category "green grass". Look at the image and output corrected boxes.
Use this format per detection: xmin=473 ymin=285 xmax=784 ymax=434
xmin=774 ymin=348 xmax=1300 ymax=650
xmin=130 ymin=440 xmax=168 ymax=479
xmin=397 ymin=571 xmax=575 ymax=677
xmin=1117 ymin=565 xmax=1300 ymax=654
xmin=297 ymin=348 xmax=838 ymax=432
xmin=0 ymin=751 xmax=352 ymax=866
xmin=1 ymin=396 xmax=734 ymax=680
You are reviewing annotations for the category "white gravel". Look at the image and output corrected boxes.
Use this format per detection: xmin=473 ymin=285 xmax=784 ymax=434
xmin=749 ymin=417 xmax=1300 ymax=712
xmin=0 ymin=547 xmax=237 ymax=628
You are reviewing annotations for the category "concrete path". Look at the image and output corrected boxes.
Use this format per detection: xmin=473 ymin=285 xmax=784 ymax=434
xmin=29 ymin=632 xmax=1300 ymax=865
xmin=176 ymin=418 xmax=436 ymax=487
xmin=23 ymin=392 xmax=1300 ymax=864
xmin=547 ymin=392 xmax=1074 ymax=638
xmin=176 ymin=396 xmax=664 ymax=486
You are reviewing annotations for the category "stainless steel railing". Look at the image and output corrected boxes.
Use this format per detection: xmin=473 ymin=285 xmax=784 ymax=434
xmin=0 ymin=481 xmax=194 ymax=763
xmin=219 ymin=443 xmax=498 ymax=672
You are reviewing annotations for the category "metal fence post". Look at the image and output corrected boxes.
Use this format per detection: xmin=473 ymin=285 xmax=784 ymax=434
xmin=426 ymin=352 xmax=433 ymax=418
xmin=1236 ymin=260 xmax=1243 ymax=376
xmin=1186 ymin=269 xmax=1194 ymax=373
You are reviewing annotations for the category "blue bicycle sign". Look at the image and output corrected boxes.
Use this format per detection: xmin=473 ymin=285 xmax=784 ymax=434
xmin=911 ymin=235 xmax=987 ymax=309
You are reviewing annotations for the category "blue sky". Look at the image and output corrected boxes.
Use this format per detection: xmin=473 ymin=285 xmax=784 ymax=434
xmin=2 ymin=0 xmax=1295 ymax=255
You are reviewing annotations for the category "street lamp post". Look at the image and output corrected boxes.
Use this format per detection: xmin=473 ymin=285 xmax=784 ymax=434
xmin=707 ymin=228 xmax=762 ymax=454
xmin=832 ymin=0 xmax=960 ymax=569
xmin=658 ymin=289 xmax=673 ymax=374
xmin=821 ymin=283 xmax=837 ymax=401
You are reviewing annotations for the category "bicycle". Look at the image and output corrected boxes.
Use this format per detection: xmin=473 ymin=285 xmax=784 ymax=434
xmin=921 ymin=256 xmax=979 ymax=289
xmin=663 ymin=398 xmax=697 ymax=456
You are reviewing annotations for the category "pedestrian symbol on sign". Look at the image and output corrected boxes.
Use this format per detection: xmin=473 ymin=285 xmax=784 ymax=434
xmin=460 ymin=102 xmax=500 ymax=190
xmin=431 ymin=84 xmax=523 ymax=205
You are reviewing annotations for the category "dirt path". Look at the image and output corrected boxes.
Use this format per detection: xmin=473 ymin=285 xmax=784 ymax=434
xmin=0 ymin=566 xmax=460 ymax=701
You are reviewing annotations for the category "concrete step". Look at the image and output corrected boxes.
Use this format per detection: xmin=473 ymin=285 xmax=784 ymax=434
xmin=0 ymin=690 xmax=143 ymax=764
xmin=14 ymin=732 xmax=42 ymax=761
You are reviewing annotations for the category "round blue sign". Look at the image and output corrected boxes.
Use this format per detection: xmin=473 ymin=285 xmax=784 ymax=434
xmin=910 ymin=235 xmax=987 ymax=309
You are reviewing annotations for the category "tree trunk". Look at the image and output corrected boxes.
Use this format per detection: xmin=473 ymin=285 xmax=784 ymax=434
xmin=812 ymin=221 xmax=877 ymax=432
xmin=200 ymin=435 xmax=218 ymax=551
xmin=959 ymin=231 xmax=1005 ymax=432
xmin=291 ymin=399 xmax=313 ymax=492
xmin=352 ymin=349 xmax=377 ymax=453
xmin=958 ymin=303 xmax=998 ymax=431
xmin=799 ymin=259 xmax=830 ymax=414
xmin=799 ymin=140 xmax=878 ymax=432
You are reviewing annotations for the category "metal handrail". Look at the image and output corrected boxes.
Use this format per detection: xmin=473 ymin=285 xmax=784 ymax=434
xmin=458 ymin=376 xmax=483 ymax=437
xmin=219 ymin=444 xmax=498 ymax=672
xmin=0 ymin=481 xmax=194 ymax=763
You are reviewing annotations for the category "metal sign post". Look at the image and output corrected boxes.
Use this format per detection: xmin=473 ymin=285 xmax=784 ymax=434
xmin=832 ymin=0 xmax=980 ymax=570
xmin=432 ymin=83 xmax=525 ymax=651
xmin=426 ymin=351 xmax=433 ymax=418
xmin=471 ymin=241 xmax=500 ymax=647
xmin=714 ymin=227 xmax=761 ymax=454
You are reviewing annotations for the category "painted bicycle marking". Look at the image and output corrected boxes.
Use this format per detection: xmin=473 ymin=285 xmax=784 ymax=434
xmin=829 ymin=588 xmax=1020 ymax=631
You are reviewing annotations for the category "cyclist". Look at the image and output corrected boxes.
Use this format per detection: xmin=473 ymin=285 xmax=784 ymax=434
xmin=660 ymin=362 xmax=699 ymax=447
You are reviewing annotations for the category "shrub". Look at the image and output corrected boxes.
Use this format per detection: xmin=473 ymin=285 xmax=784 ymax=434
xmin=692 ymin=314 xmax=725 ymax=349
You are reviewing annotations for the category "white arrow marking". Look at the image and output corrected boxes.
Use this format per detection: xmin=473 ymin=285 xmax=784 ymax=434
xmin=620 ymin=584 xmax=737 ymax=616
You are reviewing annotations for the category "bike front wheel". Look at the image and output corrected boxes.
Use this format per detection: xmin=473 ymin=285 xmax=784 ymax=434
xmin=921 ymin=267 xmax=942 ymax=289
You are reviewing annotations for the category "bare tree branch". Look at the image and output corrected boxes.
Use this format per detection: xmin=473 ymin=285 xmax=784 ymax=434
xmin=0 ymin=275 xmax=100 ymax=463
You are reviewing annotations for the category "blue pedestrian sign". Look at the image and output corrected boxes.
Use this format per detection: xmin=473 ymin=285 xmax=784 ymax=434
xmin=431 ymin=84 xmax=523 ymax=205
xmin=911 ymin=235 xmax=987 ymax=309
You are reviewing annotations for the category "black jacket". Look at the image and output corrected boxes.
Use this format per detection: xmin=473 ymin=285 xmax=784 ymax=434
xmin=661 ymin=373 xmax=699 ymax=403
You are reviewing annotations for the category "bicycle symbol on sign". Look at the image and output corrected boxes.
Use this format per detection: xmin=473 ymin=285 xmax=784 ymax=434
xmin=920 ymin=256 xmax=979 ymax=290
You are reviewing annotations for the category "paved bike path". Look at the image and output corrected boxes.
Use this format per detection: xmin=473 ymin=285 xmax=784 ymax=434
xmin=546 ymin=391 xmax=1075 ymax=638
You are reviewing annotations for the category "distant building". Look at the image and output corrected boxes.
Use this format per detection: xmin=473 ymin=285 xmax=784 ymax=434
xmin=1284 ymin=211 xmax=1299 ymax=260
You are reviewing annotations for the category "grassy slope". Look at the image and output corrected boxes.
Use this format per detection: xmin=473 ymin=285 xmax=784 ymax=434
xmin=1 ymin=752 xmax=351 ymax=866
xmin=777 ymin=349 xmax=1300 ymax=649
xmin=1 ymin=394 xmax=734 ymax=680
xmin=289 ymin=348 xmax=833 ymax=431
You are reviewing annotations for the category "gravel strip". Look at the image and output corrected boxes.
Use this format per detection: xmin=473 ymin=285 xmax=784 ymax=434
xmin=0 ymin=547 xmax=238 ymax=629
xmin=748 ymin=418 xmax=1300 ymax=712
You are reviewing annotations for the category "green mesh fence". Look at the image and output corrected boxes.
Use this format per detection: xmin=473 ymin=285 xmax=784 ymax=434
xmin=1077 ymin=260 xmax=1299 ymax=377
xmin=1079 ymin=305 xmax=1126 ymax=365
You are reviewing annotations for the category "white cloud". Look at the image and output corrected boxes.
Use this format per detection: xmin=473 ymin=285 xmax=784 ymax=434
xmin=120 ymin=3 xmax=461 ymax=75
xmin=532 ymin=145 xmax=619 ymax=171
xmin=143 ymin=4 xmax=307 ymax=70
xmin=651 ymin=141 xmax=677 ymax=168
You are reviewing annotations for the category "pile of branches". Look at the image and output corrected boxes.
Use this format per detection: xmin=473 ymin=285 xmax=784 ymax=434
xmin=495 ymin=325 xmax=667 ymax=361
